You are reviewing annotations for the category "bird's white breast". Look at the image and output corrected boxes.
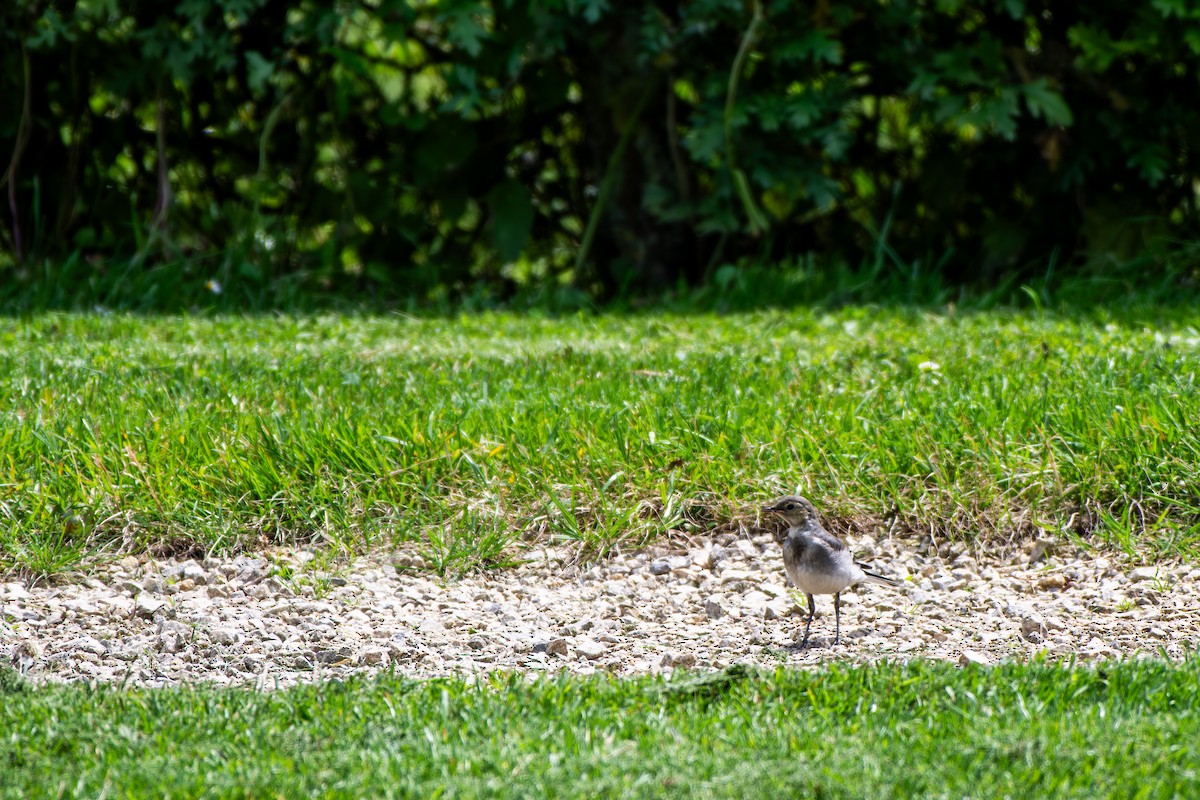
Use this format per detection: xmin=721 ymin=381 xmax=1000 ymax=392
xmin=785 ymin=559 xmax=856 ymax=595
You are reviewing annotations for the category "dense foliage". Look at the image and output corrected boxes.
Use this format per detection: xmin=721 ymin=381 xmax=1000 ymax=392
xmin=1 ymin=0 xmax=1198 ymax=302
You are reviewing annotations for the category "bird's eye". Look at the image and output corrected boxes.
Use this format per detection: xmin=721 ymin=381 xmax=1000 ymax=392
xmin=786 ymin=503 xmax=796 ymax=511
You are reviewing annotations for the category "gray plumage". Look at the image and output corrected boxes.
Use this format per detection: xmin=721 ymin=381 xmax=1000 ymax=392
xmin=763 ymin=495 xmax=899 ymax=647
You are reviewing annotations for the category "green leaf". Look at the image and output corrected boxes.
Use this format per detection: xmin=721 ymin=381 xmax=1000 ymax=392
xmin=327 ymin=46 xmax=371 ymax=79
xmin=447 ymin=7 xmax=488 ymax=58
xmin=1152 ymin=0 xmax=1198 ymax=19
xmin=1067 ymin=26 xmax=1127 ymax=71
xmin=487 ymin=179 xmax=534 ymax=263
xmin=245 ymin=51 xmax=274 ymax=94
xmin=1023 ymin=79 xmax=1073 ymax=126
xmin=961 ymin=88 xmax=1021 ymax=139
xmin=775 ymin=30 xmax=842 ymax=65
xmin=570 ymin=0 xmax=609 ymax=23
xmin=782 ymin=92 xmax=822 ymax=130
xmin=1127 ymin=146 xmax=1169 ymax=184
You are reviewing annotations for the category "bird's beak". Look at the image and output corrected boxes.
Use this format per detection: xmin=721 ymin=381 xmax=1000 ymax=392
xmin=762 ymin=505 xmax=778 ymax=514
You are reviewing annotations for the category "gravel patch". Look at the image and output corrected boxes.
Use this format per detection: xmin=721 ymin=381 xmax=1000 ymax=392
xmin=4 ymin=532 xmax=1199 ymax=687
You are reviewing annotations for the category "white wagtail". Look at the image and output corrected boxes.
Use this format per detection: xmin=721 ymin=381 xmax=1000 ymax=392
xmin=763 ymin=495 xmax=899 ymax=647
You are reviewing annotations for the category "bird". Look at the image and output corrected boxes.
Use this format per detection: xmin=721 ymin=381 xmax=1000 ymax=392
xmin=762 ymin=495 xmax=899 ymax=648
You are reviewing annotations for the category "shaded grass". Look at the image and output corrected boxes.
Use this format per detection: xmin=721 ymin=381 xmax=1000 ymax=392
xmin=2 ymin=307 xmax=1200 ymax=575
xmin=1 ymin=658 xmax=1198 ymax=798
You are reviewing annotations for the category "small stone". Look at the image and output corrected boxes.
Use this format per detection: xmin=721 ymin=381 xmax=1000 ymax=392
xmin=362 ymin=647 xmax=388 ymax=666
xmin=134 ymin=593 xmax=166 ymax=618
xmin=575 ymin=639 xmax=606 ymax=659
xmin=181 ymin=563 xmax=207 ymax=584
xmin=1130 ymin=566 xmax=1160 ymax=583
xmin=1037 ymin=574 xmax=1067 ymax=590
xmin=1028 ymin=538 xmax=1055 ymax=565
xmin=662 ymin=652 xmax=696 ymax=669
xmin=741 ymin=590 xmax=770 ymax=616
xmin=733 ymin=540 xmax=758 ymax=559
xmin=763 ymin=602 xmax=786 ymax=620
xmin=314 ymin=648 xmax=353 ymax=664
xmin=648 ymin=560 xmax=671 ymax=575
xmin=468 ymin=635 xmax=487 ymax=650
xmin=211 ymin=628 xmax=240 ymax=646
xmin=158 ymin=632 xmax=183 ymax=654
xmin=692 ymin=547 xmax=713 ymax=570
xmin=1020 ymin=612 xmax=1047 ymax=640
xmin=958 ymin=650 xmax=990 ymax=667
xmin=64 ymin=599 xmax=100 ymax=614
xmin=667 ymin=556 xmax=691 ymax=570
xmin=546 ymin=638 xmax=569 ymax=657
xmin=236 ymin=566 xmax=265 ymax=585
xmin=704 ymin=596 xmax=726 ymax=619
xmin=158 ymin=620 xmax=190 ymax=637
xmin=11 ymin=640 xmax=40 ymax=668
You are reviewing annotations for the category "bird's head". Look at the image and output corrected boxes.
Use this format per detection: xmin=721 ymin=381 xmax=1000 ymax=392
xmin=762 ymin=495 xmax=818 ymax=527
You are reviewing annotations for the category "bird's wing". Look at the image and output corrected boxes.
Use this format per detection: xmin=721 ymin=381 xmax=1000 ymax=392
xmin=794 ymin=533 xmax=849 ymax=569
xmin=810 ymin=525 xmax=848 ymax=552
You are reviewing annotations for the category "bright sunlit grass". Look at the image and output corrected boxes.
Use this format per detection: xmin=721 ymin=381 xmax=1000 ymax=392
xmin=2 ymin=308 xmax=1199 ymax=575
xmin=2 ymin=657 xmax=1198 ymax=798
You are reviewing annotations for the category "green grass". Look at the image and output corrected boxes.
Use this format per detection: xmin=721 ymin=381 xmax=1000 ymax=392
xmin=1 ymin=658 xmax=1198 ymax=798
xmin=3 ymin=307 xmax=1200 ymax=575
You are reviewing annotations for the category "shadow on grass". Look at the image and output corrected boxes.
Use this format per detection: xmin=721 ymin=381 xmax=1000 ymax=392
xmin=2 ymin=250 xmax=1199 ymax=325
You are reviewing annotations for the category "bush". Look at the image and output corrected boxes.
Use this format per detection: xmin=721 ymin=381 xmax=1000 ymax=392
xmin=1 ymin=0 xmax=1198 ymax=303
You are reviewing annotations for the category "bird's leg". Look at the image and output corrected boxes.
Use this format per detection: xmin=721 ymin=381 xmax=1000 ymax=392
xmin=799 ymin=593 xmax=815 ymax=648
xmin=833 ymin=592 xmax=841 ymax=645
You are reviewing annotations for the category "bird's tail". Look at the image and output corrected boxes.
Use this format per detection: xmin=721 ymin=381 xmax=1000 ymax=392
xmin=857 ymin=564 xmax=900 ymax=587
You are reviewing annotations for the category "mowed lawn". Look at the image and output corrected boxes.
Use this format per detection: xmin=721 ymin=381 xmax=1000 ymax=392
xmin=3 ymin=308 xmax=1200 ymax=798
xmin=2 ymin=658 xmax=1198 ymax=798
xmin=2 ymin=308 xmax=1200 ymax=575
